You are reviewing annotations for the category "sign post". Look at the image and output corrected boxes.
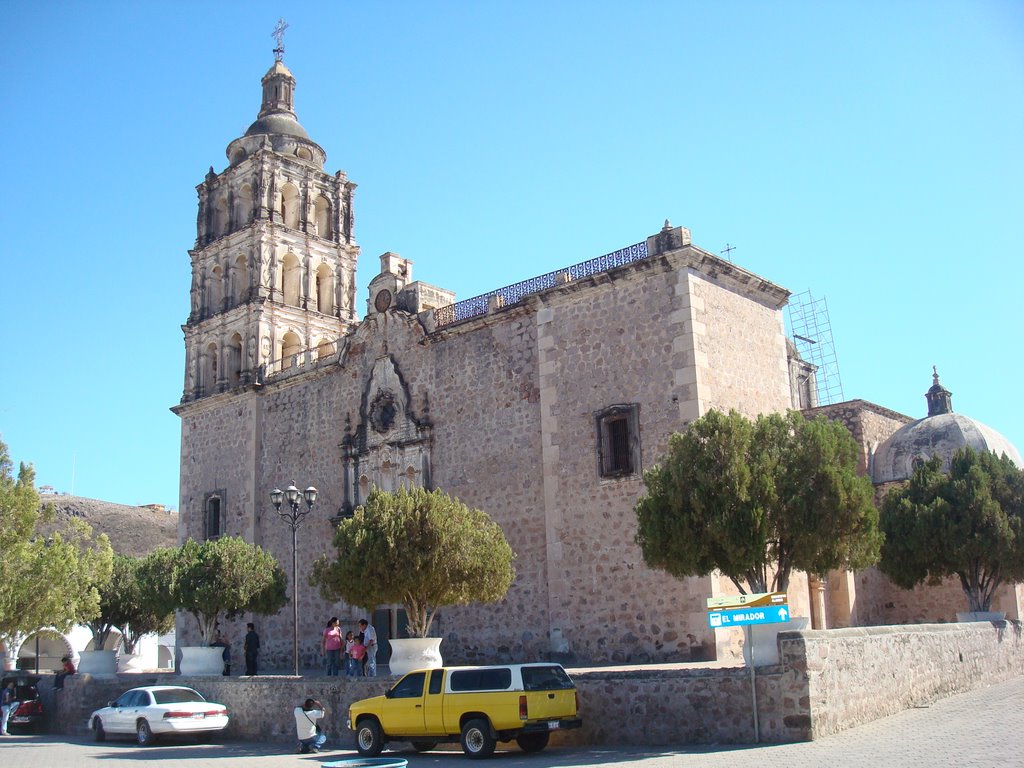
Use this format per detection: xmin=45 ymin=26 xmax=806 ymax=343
xmin=706 ymin=592 xmax=790 ymax=744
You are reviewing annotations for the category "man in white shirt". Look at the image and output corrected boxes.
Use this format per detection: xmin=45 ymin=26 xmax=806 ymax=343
xmin=360 ymin=619 xmax=378 ymax=677
xmin=293 ymin=698 xmax=326 ymax=753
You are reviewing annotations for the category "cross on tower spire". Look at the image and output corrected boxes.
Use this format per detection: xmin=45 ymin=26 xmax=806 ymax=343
xmin=272 ymin=18 xmax=289 ymax=61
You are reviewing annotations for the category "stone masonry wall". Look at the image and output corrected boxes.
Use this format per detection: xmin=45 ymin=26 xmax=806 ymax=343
xmin=50 ymin=623 xmax=1022 ymax=747
xmin=175 ymin=242 xmax=815 ymax=669
xmin=780 ymin=621 xmax=1024 ymax=739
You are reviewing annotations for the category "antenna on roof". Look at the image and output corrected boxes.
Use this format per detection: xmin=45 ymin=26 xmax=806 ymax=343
xmin=272 ymin=18 xmax=289 ymax=62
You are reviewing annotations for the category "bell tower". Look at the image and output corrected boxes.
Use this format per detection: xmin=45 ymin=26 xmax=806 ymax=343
xmin=179 ymin=52 xmax=359 ymax=402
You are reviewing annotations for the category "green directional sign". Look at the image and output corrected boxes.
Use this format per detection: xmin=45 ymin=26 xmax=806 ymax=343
xmin=706 ymin=591 xmax=787 ymax=611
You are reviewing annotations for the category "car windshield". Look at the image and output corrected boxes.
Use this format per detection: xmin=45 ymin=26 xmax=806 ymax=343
xmin=151 ymin=688 xmax=206 ymax=705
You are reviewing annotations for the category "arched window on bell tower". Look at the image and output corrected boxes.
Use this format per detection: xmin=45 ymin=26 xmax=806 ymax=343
xmin=280 ymin=183 xmax=300 ymax=228
xmin=281 ymin=253 xmax=301 ymax=306
xmin=234 ymin=184 xmax=253 ymax=229
xmin=207 ymin=265 xmax=224 ymax=316
xmin=281 ymin=331 xmax=302 ymax=369
xmin=202 ymin=342 xmax=218 ymax=395
xmin=316 ymin=263 xmax=334 ymax=315
xmin=314 ymin=195 xmax=332 ymax=238
xmin=230 ymin=255 xmax=248 ymax=306
xmin=212 ymin=195 xmax=229 ymax=238
xmin=227 ymin=333 xmax=243 ymax=387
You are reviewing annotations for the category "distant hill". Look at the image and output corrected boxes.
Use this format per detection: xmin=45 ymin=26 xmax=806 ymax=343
xmin=38 ymin=493 xmax=179 ymax=556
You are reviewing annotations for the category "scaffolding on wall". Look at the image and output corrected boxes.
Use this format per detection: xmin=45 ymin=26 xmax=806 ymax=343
xmin=786 ymin=290 xmax=844 ymax=406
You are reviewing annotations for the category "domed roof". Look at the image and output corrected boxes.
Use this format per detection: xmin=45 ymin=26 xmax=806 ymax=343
xmin=871 ymin=369 xmax=1022 ymax=484
xmin=244 ymin=113 xmax=310 ymax=140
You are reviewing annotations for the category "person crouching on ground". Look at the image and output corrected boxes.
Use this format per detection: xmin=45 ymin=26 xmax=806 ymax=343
xmin=293 ymin=698 xmax=327 ymax=754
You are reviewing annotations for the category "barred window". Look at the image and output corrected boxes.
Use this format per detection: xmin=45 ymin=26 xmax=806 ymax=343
xmin=205 ymin=493 xmax=224 ymax=540
xmin=596 ymin=404 xmax=641 ymax=478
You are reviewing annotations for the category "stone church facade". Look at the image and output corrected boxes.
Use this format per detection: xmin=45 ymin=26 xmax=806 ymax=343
xmin=173 ymin=57 xmax=1021 ymax=671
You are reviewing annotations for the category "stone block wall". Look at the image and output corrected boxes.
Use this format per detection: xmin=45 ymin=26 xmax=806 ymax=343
xmin=779 ymin=621 xmax=1024 ymax=739
xmin=48 ymin=622 xmax=1024 ymax=747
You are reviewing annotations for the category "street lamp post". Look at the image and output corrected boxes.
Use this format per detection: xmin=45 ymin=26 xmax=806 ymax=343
xmin=270 ymin=482 xmax=317 ymax=676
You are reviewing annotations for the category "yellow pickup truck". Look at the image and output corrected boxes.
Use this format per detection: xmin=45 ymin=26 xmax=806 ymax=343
xmin=347 ymin=663 xmax=582 ymax=758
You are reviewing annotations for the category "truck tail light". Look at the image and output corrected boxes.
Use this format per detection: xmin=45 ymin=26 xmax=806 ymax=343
xmin=519 ymin=694 xmax=528 ymax=720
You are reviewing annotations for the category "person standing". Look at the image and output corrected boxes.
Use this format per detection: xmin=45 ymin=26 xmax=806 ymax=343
xmin=321 ymin=617 xmax=342 ymax=677
xmin=359 ymin=618 xmax=377 ymax=677
xmin=292 ymin=697 xmax=327 ymax=753
xmin=1 ymin=681 xmax=16 ymax=735
xmin=244 ymin=622 xmax=260 ymax=676
xmin=210 ymin=629 xmax=231 ymax=676
xmin=344 ymin=630 xmax=358 ymax=677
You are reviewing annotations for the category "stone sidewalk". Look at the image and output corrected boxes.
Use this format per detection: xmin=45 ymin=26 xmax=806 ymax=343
xmin=1 ymin=675 xmax=1021 ymax=767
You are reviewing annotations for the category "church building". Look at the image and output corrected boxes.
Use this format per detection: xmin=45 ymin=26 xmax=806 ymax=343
xmin=173 ymin=55 xmax=1022 ymax=670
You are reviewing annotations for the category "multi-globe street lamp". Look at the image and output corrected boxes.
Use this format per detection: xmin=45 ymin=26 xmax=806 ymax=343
xmin=270 ymin=483 xmax=317 ymax=676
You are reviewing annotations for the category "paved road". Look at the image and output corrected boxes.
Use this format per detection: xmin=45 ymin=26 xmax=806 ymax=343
xmin=1 ymin=676 xmax=1021 ymax=767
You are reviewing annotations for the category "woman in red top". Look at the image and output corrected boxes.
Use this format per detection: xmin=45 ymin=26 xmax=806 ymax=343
xmin=321 ymin=617 xmax=343 ymax=676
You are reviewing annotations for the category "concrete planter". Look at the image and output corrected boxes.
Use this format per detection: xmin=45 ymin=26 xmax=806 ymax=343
xmin=387 ymin=637 xmax=443 ymax=677
xmin=749 ymin=617 xmax=810 ymax=666
xmin=116 ymin=653 xmax=147 ymax=673
xmin=178 ymin=646 xmax=225 ymax=676
xmin=77 ymin=649 xmax=118 ymax=676
xmin=956 ymin=611 xmax=1006 ymax=622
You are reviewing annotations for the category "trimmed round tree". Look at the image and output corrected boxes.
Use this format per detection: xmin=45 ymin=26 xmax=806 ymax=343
xmin=310 ymin=486 xmax=516 ymax=637
xmin=879 ymin=447 xmax=1024 ymax=613
xmin=104 ymin=553 xmax=176 ymax=653
xmin=635 ymin=409 xmax=882 ymax=594
xmin=140 ymin=536 xmax=288 ymax=645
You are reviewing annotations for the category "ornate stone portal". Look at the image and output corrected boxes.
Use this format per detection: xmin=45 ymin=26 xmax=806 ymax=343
xmin=340 ymin=355 xmax=432 ymax=516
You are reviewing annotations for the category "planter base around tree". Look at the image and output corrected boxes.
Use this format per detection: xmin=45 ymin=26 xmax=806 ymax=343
xmin=178 ymin=646 xmax=226 ymax=676
xmin=77 ymin=649 xmax=118 ymax=676
xmin=387 ymin=637 xmax=443 ymax=677
xmin=747 ymin=617 xmax=811 ymax=667
xmin=117 ymin=653 xmax=147 ymax=673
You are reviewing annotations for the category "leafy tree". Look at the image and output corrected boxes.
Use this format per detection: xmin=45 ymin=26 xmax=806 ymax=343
xmin=139 ymin=536 xmax=288 ymax=645
xmin=0 ymin=437 xmax=114 ymax=653
xmin=879 ymin=448 xmax=1024 ymax=613
xmin=88 ymin=554 xmax=175 ymax=654
xmin=635 ymin=409 xmax=881 ymax=594
xmin=310 ymin=486 xmax=516 ymax=637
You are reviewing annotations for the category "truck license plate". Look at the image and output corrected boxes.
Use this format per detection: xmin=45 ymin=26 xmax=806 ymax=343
xmin=547 ymin=721 xmax=560 ymax=730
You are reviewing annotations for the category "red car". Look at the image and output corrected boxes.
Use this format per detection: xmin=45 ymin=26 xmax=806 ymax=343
xmin=2 ymin=675 xmax=44 ymax=733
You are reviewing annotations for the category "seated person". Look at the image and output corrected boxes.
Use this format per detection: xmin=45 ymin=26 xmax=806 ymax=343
xmin=293 ymin=698 xmax=327 ymax=754
xmin=54 ymin=656 xmax=76 ymax=689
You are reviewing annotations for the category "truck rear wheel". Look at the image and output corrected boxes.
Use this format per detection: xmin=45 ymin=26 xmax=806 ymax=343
xmin=461 ymin=718 xmax=496 ymax=759
xmin=516 ymin=731 xmax=550 ymax=752
xmin=356 ymin=719 xmax=384 ymax=756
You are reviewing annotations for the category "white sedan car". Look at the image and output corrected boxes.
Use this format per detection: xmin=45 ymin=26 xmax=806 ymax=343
xmin=89 ymin=685 xmax=229 ymax=745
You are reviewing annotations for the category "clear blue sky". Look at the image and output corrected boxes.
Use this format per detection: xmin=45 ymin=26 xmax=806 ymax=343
xmin=3 ymin=1 xmax=1021 ymax=511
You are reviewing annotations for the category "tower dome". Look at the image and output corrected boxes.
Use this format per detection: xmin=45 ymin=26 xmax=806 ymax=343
xmin=225 ymin=59 xmax=326 ymax=168
xmin=871 ymin=368 xmax=1022 ymax=484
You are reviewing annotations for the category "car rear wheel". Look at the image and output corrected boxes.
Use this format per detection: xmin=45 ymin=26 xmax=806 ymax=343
xmin=355 ymin=718 xmax=384 ymax=756
xmin=93 ymin=718 xmax=106 ymax=742
xmin=411 ymin=741 xmax=438 ymax=752
xmin=516 ymin=731 xmax=550 ymax=752
xmin=461 ymin=718 xmax=496 ymax=759
xmin=137 ymin=719 xmax=157 ymax=746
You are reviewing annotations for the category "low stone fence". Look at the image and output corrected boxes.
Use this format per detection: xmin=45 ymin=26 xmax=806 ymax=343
xmin=48 ymin=621 xmax=1022 ymax=747
xmin=783 ymin=620 xmax=1024 ymax=739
